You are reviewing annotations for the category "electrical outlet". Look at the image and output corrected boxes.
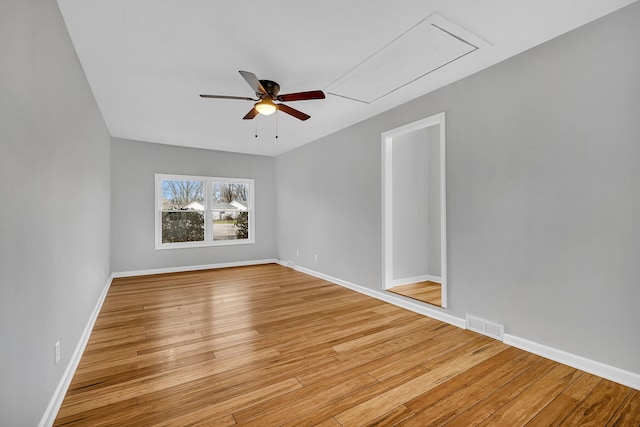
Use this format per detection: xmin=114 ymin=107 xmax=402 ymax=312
xmin=54 ymin=341 xmax=61 ymax=364
xmin=314 ymin=254 xmax=318 ymax=263
xmin=296 ymin=249 xmax=299 ymax=257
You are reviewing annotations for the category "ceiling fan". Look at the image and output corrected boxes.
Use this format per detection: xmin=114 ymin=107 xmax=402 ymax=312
xmin=200 ymin=71 xmax=325 ymax=121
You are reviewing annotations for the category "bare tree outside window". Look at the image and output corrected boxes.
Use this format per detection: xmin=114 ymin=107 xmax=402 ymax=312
xmin=161 ymin=180 xmax=205 ymax=243
xmin=163 ymin=180 xmax=204 ymax=208
xmin=212 ymin=182 xmax=248 ymax=203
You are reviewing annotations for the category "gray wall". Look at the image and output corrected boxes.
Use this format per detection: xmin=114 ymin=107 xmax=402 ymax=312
xmin=0 ymin=0 xmax=112 ymax=424
xmin=111 ymin=138 xmax=276 ymax=273
xmin=276 ymin=2 xmax=640 ymax=374
xmin=391 ymin=125 xmax=441 ymax=281
xmin=392 ymin=129 xmax=429 ymax=281
xmin=2 ymin=3 xmax=638 ymax=423
xmin=426 ymin=125 xmax=441 ymax=278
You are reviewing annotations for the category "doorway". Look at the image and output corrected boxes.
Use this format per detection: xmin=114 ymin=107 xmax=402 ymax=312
xmin=382 ymin=112 xmax=447 ymax=307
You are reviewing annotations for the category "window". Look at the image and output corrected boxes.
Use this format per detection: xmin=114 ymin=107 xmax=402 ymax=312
xmin=155 ymin=174 xmax=254 ymax=249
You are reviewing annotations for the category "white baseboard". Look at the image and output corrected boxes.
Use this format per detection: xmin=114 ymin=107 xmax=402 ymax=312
xmin=289 ymin=263 xmax=466 ymax=329
xmin=39 ymin=258 xmax=279 ymax=426
xmin=39 ymin=274 xmax=114 ymax=427
xmin=112 ymin=258 xmax=279 ymax=278
xmin=504 ymin=334 xmax=640 ymax=391
xmin=279 ymin=261 xmax=640 ymax=391
xmin=391 ymin=274 xmax=441 ymax=287
xmin=39 ymin=260 xmax=638 ymax=427
xmin=275 ymin=259 xmax=293 ymax=268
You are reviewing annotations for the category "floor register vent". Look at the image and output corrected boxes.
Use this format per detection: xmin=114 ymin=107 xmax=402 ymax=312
xmin=466 ymin=314 xmax=504 ymax=341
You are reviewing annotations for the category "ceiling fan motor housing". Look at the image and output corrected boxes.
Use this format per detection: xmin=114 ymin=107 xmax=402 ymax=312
xmin=259 ymin=80 xmax=280 ymax=98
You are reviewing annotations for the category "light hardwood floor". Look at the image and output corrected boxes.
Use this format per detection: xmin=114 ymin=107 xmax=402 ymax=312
xmin=388 ymin=281 xmax=442 ymax=307
xmin=55 ymin=264 xmax=640 ymax=426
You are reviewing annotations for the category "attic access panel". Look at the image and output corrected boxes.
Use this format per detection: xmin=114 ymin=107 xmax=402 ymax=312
xmin=328 ymin=14 xmax=489 ymax=104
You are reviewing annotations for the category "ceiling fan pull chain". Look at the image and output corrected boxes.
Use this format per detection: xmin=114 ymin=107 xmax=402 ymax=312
xmin=254 ymin=116 xmax=258 ymax=138
xmin=275 ymin=110 xmax=279 ymax=139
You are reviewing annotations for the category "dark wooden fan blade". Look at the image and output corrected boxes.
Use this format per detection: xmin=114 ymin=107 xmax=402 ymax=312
xmin=239 ymin=71 xmax=267 ymax=96
xmin=242 ymin=108 xmax=258 ymax=120
xmin=277 ymin=103 xmax=310 ymax=121
xmin=200 ymin=94 xmax=256 ymax=101
xmin=277 ymin=90 xmax=325 ymax=102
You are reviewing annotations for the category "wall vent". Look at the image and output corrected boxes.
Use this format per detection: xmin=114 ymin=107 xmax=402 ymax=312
xmin=466 ymin=314 xmax=504 ymax=341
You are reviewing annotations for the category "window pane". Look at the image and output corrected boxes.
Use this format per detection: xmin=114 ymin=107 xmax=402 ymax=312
xmin=161 ymin=180 xmax=204 ymax=210
xmin=213 ymin=212 xmax=249 ymax=241
xmin=162 ymin=211 xmax=205 ymax=243
xmin=212 ymin=182 xmax=249 ymax=207
xmin=161 ymin=179 xmax=205 ymax=243
xmin=211 ymin=181 xmax=250 ymax=241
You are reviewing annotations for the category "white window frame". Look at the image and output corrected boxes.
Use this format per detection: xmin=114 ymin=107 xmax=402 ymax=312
xmin=155 ymin=173 xmax=255 ymax=250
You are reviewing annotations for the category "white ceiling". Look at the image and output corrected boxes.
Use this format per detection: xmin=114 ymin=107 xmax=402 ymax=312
xmin=57 ymin=0 xmax=636 ymax=156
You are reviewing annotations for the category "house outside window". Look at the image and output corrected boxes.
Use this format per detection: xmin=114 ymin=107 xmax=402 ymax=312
xmin=155 ymin=174 xmax=254 ymax=249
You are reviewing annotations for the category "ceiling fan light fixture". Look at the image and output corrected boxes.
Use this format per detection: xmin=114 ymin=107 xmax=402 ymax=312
xmin=255 ymin=99 xmax=277 ymax=115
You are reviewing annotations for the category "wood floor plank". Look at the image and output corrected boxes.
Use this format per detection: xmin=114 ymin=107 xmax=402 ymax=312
xmin=363 ymin=405 xmax=416 ymax=427
xmin=388 ymin=281 xmax=442 ymax=307
xmin=474 ymin=363 xmax=581 ymax=426
xmin=524 ymin=372 xmax=601 ymax=426
xmin=331 ymin=316 xmax=436 ymax=354
xmin=159 ymin=377 xmax=303 ymax=426
xmin=119 ymin=351 xmax=338 ymax=426
xmin=53 ymin=397 xmax=139 ymax=426
xmin=334 ymin=340 xmax=508 ymax=425
xmin=278 ymin=365 xmax=434 ymax=427
xmin=53 ymin=264 xmax=640 ymax=426
xmin=299 ymin=337 xmax=427 ymax=386
xmin=400 ymin=347 xmax=541 ymax=426
xmin=427 ymin=357 xmax=560 ymax=426
xmin=559 ymin=379 xmax=633 ymax=426
xmin=234 ymin=374 xmax=379 ymax=425
xmin=56 ymin=348 xmax=281 ymax=419
xmin=311 ymin=418 xmax=342 ymax=427
xmin=607 ymin=390 xmax=640 ymax=426
xmin=66 ymin=351 xmax=215 ymax=397
xmin=296 ymin=329 xmax=471 ymax=388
